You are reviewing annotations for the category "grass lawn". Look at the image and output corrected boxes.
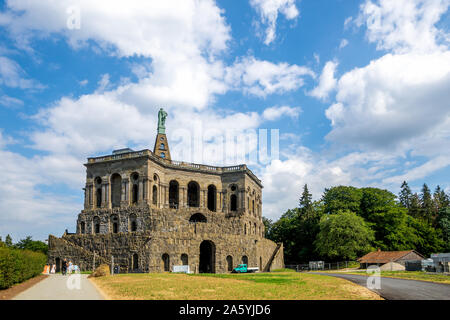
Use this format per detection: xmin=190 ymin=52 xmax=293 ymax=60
xmin=90 ymin=270 xmax=382 ymax=300
xmin=345 ymin=271 xmax=450 ymax=284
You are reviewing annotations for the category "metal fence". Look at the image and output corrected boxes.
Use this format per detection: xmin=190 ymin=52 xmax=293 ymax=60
xmin=285 ymin=261 xmax=360 ymax=272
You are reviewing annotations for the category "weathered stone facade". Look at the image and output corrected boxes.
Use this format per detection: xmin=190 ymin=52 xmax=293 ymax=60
xmin=48 ymin=119 xmax=284 ymax=274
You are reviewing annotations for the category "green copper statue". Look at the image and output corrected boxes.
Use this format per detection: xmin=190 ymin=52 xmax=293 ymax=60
xmin=157 ymin=108 xmax=168 ymax=134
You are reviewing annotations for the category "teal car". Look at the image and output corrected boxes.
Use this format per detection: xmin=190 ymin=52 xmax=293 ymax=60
xmin=232 ymin=264 xmax=259 ymax=273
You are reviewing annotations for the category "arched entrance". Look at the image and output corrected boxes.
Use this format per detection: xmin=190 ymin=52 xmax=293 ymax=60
xmin=55 ymin=257 xmax=61 ymax=273
xmin=169 ymin=180 xmax=179 ymax=208
xmin=199 ymin=240 xmax=215 ymax=273
xmin=111 ymin=173 xmax=122 ymax=208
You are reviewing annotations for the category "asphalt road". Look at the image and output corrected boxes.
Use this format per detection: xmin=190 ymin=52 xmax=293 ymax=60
xmin=315 ymin=273 xmax=450 ymax=300
xmin=12 ymin=274 xmax=104 ymax=300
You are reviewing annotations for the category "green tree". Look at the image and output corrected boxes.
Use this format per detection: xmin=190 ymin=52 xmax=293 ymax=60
xmin=359 ymin=187 xmax=397 ymax=220
xmin=299 ymin=184 xmax=313 ymax=215
xmin=420 ymin=184 xmax=434 ymax=223
xmin=436 ymin=207 xmax=450 ymax=251
xmin=314 ymin=211 xmax=374 ymax=261
xmin=322 ymin=186 xmax=363 ymax=215
xmin=14 ymin=236 xmax=48 ymax=255
xmin=398 ymin=181 xmax=412 ymax=209
xmin=5 ymin=234 xmax=12 ymax=247
xmin=262 ymin=217 xmax=273 ymax=239
xmin=409 ymin=193 xmax=421 ymax=218
xmin=433 ymin=186 xmax=449 ymax=214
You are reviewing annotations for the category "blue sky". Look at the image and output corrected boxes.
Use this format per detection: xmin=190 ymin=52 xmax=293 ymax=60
xmin=0 ymin=0 xmax=449 ymax=241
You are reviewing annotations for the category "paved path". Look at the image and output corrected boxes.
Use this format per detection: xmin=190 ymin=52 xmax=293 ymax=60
xmin=314 ymin=273 xmax=450 ymax=300
xmin=13 ymin=274 xmax=104 ymax=300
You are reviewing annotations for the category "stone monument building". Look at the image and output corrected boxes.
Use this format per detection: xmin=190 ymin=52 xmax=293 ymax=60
xmin=48 ymin=109 xmax=284 ymax=273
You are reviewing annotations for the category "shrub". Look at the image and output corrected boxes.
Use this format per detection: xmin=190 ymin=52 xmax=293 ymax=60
xmin=89 ymin=264 xmax=110 ymax=278
xmin=0 ymin=247 xmax=47 ymax=289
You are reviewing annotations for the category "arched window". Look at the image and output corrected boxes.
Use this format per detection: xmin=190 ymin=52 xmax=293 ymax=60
xmin=129 ymin=214 xmax=137 ymax=232
xmin=189 ymin=213 xmax=207 ymax=223
xmin=207 ymin=185 xmax=216 ymax=212
xmin=160 ymin=152 xmax=165 ymax=158
xmin=226 ymin=256 xmax=233 ymax=272
xmin=230 ymin=194 xmax=237 ymax=211
xmin=159 ymin=143 xmax=165 ymax=150
xmin=111 ymin=214 xmax=119 ymax=234
xmin=252 ymin=200 xmax=255 ymax=215
xmin=80 ymin=222 xmax=85 ymax=234
xmin=162 ymin=253 xmax=170 ymax=272
xmin=169 ymin=180 xmax=179 ymax=209
xmin=96 ymin=188 xmax=102 ymax=208
xmin=111 ymin=173 xmax=122 ymax=208
xmin=242 ymin=256 xmax=248 ymax=265
xmin=131 ymin=173 xmax=139 ymax=204
xmin=93 ymin=216 xmax=100 ymax=234
xmin=254 ymin=223 xmax=256 ymax=235
xmin=244 ymin=223 xmax=247 ymax=235
xmin=152 ymin=185 xmax=158 ymax=205
xmin=181 ymin=254 xmax=188 ymax=266
xmin=187 ymin=181 xmax=199 ymax=207
xmin=132 ymin=253 xmax=139 ymax=271
xmin=132 ymin=184 xmax=138 ymax=204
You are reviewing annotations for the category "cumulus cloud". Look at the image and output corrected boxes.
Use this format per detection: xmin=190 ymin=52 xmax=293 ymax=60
xmin=262 ymin=105 xmax=301 ymax=121
xmin=250 ymin=0 xmax=299 ymax=45
xmin=259 ymin=147 xmax=403 ymax=219
xmin=309 ymin=60 xmax=338 ymax=101
xmin=0 ymin=0 xmax=231 ymax=110
xmin=326 ymin=51 xmax=450 ymax=150
xmin=324 ymin=0 xmax=450 ymax=190
xmin=225 ymin=56 xmax=315 ymax=97
xmin=356 ymin=0 xmax=450 ymax=53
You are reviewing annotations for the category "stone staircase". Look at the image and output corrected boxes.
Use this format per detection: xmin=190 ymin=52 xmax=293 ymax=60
xmin=48 ymin=235 xmax=110 ymax=271
xmin=263 ymin=243 xmax=282 ymax=272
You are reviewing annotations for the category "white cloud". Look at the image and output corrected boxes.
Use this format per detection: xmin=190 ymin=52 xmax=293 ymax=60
xmin=339 ymin=38 xmax=349 ymax=49
xmin=322 ymin=0 xmax=450 ymax=193
xmin=250 ymin=0 xmax=299 ymax=45
xmin=326 ymin=51 xmax=450 ymax=150
xmin=225 ymin=56 xmax=315 ymax=97
xmin=309 ymin=60 xmax=338 ymax=101
xmin=262 ymin=105 xmax=301 ymax=121
xmin=356 ymin=0 xmax=450 ymax=53
xmin=0 ymin=94 xmax=23 ymax=108
xmin=0 ymin=56 xmax=43 ymax=89
xmin=259 ymin=147 xmax=403 ymax=219
xmin=0 ymin=0 xmax=231 ymax=110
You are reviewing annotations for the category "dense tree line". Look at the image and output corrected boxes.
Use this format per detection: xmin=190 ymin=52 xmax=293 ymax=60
xmin=265 ymin=182 xmax=449 ymax=264
xmin=0 ymin=235 xmax=48 ymax=255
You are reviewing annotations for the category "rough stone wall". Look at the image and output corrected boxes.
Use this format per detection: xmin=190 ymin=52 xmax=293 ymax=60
xmin=49 ymin=205 xmax=283 ymax=273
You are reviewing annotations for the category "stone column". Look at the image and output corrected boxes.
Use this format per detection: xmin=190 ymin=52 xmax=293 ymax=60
xmin=143 ymin=177 xmax=149 ymax=204
xmin=222 ymin=190 xmax=227 ymax=213
xmin=83 ymin=187 xmax=88 ymax=209
xmin=164 ymin=185 xmax=169 ymax=208
xmin=216 ymin=190 xmax=220 ymax=212
xmin=121 ymin=178 xmax=128 ymax=207
xmin=101 ymin=183 xmax=107 ymax=208
xmin=138 ymin=179 xmax=144 ymax=205
xmin=179 ymin=187 xmax=185 ymax=208
xmin=200 ymin=189 xmax=204 ymax=208
xmin=89 ymin=185 xmax=94 ymax=208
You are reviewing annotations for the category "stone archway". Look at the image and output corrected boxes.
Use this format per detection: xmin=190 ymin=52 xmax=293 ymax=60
xmin=199 ymin=240 xmax=216 ymax=273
